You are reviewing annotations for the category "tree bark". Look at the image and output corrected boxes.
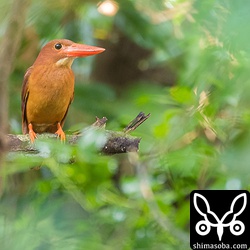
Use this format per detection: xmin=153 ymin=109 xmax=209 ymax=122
xmin=6 ymin=131 xmax=141 ymax=155
xmin=5 ymin=114 xmax=151 ymax=155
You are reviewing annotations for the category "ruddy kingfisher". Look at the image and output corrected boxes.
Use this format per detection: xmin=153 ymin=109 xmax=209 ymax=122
xmin=21 ymin=39 xmax=105 ymax=142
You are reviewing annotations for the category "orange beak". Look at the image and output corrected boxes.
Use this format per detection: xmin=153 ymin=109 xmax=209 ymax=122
xmin=65 ymin=43 xmax=105 ymax=57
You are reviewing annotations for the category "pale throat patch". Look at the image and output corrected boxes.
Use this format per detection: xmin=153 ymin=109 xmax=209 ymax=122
xmin=56 ymin=57 xmax=75 ymax=67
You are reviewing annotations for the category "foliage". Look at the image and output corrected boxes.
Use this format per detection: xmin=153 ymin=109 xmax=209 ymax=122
xmin=1 ymin=0 xmax=250 ymax=249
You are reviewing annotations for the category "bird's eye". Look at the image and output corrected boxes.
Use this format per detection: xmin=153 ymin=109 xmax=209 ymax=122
xmin=54 ymin=43 xmax=62 ymax=50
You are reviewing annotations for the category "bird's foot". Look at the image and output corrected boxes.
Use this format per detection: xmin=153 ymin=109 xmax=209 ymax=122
xmin=28 ymin=123 xmax=37 ymax=143
xmin=55 ymin=123 xmax=66 ymax=142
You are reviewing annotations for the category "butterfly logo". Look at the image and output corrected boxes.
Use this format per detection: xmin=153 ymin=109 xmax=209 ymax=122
xmin=193 ymin=193 xmax=247 ymax=241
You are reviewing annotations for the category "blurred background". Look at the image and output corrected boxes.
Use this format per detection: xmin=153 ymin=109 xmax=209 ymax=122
xmin=1 ymin=0 xmax=250 ymax=249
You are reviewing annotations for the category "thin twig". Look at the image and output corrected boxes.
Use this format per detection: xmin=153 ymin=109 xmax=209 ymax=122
xmin=124 ymin=112 xmax=151 ymax=133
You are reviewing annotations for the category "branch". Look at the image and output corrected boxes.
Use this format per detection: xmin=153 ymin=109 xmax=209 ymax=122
xmin=6 ymin=113 xmax=150 ymax=155
xmin=124 ymin=112 xmax=151 ymax=133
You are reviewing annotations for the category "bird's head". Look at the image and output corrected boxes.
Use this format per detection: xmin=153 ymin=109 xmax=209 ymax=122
xmin=33 ymin=39 xmax=105 ymax=67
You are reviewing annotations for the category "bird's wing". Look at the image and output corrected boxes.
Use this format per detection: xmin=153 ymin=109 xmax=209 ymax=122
xmin=21 ymin=66 xmax=33 ymax=134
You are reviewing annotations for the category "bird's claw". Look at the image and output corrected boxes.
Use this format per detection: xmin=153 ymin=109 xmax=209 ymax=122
xmin=28 ymin=123 xmax=37 ymax=143
xmin=55 ymin=123 xmax=66 ymax=142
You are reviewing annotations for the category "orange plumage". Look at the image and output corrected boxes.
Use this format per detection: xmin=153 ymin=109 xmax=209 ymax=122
xmin=21 ymin=39 xmax=105 ymax=142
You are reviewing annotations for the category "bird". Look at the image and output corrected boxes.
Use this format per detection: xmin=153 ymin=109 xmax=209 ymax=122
xmin=21 ymin=39 xmax=105 ymax=142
